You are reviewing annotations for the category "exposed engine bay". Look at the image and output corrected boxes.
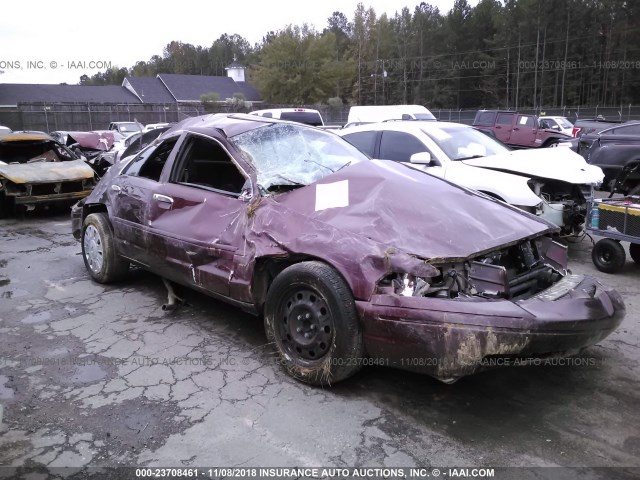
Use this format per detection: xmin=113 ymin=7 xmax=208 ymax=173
xmin=380 ymin=236 xmax=568 ymax=301
xmin=529 ymin=179 xmax=591 ymax=236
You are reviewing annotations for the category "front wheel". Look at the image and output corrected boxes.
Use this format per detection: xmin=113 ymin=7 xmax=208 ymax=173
xmin=81 ymin=213 xmax=129 ymax=283
xmin=0 ymin=193 xmax=14 ymax=219
xmin=592 ymin=238 xmax=626 ymax=274
xmin=264 ymin=261 xmax=364 ymax=386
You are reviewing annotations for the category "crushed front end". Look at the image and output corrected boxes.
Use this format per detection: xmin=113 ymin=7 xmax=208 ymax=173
xmin=528 ymin=179 xmax=593 ymax=236
xmin=358 ymin=235 xmax=625 ymax=383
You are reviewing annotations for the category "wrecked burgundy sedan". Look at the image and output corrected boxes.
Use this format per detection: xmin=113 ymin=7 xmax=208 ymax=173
xmin=0 ymin=132 xmax=97 ymax=217
xmin=71 ymin=114 xmax=625 ymax=385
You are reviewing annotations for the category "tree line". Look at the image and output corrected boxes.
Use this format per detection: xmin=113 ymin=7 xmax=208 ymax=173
xmin=80 ymin=0 xmax=640 ymax=109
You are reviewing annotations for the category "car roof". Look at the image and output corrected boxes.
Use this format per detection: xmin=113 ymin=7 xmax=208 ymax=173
xmin=598 ymin=121 xmax=640 ymax=135
xmin=339 ymin=120 xmax=467 ymax=135
xmin=0 ymin=132 xmax=54 ymax=142
xmin=251 ymin=108 xmax=321 ymax=114
xmin=163 ymin=113 xmax=296 ymax=139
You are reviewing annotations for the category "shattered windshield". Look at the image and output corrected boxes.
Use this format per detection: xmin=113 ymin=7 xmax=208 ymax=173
xmin=423 ymin=125 xmax=510 ymax=160
xmin=230 ymin=123 xmax=367 ymax=190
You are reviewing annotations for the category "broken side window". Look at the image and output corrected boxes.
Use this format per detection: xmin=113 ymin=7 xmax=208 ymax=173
xmin=124 ymin=137 xmax=178 ymax=181
xmin=171 ymin=134 xmax=247 ymax=196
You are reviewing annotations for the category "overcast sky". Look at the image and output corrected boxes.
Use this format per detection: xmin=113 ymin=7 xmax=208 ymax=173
xmin=0 ymin=0 xmax=466 ymax=85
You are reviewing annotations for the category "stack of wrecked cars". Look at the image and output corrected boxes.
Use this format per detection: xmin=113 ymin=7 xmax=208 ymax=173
xmin=71 ymin=114 xmax=625 ymax=385
xmin=0 ymin=131 xmax=97 ymax=217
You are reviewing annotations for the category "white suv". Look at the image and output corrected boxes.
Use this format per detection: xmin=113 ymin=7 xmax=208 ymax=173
xmin=539 ymin=116 xmax=574 ymax=136
xmin=338 ymin=121 xmax=604 ymax=235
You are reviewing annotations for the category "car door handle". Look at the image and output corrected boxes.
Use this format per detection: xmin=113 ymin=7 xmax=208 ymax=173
xmin=153 ymin=194 xmax=174 ymax=204
xmin=111 ymin=184 xmax=122 ymax=192
xmin=513 ymin=127 xmax=520 ymax=131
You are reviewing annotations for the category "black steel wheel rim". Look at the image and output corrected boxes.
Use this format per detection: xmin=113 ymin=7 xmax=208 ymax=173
xmin=276 ymin=287 xmax=334 ymax=362
xmin=597 ymin=247 xmax=613 ymax=264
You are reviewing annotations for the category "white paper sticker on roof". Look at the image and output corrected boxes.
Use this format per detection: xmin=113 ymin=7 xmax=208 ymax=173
xmin=315 ymin=180 xmax=349 ymax=211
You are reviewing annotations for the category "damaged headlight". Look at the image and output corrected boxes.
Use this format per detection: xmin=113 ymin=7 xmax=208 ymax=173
xmin=384 ymin=264 xmax=470 ymax=299
xmin=393 ymin=273 xmax=431 ymax=297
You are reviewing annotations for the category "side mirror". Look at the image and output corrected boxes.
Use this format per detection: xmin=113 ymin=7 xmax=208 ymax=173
xmin=409 ymin=152 xmax=432 ymax=165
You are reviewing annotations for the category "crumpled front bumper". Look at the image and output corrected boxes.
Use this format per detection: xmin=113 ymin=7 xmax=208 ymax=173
xmin=356 ymin=275 xmax=625 ymax=382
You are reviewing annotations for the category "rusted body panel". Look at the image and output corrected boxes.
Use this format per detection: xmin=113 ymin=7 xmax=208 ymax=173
xmin=71 ymin=114 xmax=626 ymax=382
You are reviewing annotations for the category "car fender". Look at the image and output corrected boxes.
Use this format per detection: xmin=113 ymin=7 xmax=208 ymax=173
xmin=442 ymin=162 xmax=541 ymax=207
xmin=588 ymin=144 xmax=640 ymax=170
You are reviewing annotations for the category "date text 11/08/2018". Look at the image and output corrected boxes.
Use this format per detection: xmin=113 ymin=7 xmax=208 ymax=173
xmin=135 ymin=467 xmax=496 ymax=478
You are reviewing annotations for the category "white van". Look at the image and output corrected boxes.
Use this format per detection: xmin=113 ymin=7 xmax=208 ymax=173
xmin=250 ymin=108 xmax=324 ymax=127
xmin=347 ymin=105 xmax=436 ymax=126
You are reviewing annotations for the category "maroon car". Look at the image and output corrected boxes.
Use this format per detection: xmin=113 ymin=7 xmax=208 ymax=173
xmin=71 ymin=114 xmax=625 ymax=385
xmin=473 ymin=110 xmax=573 ymax=148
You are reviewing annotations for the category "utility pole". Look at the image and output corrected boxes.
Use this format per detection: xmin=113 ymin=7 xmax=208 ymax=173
xmin=539 ymin=26 xmax=547 ymax=108
xmin=561 ymin=10 xmax=570 ymax=107
xmin=515 ymin=34 xmax=521 ymax=110
xmin=506 ymin=47 xmax=510 ymax=109
xmin=533 ymin=8 xmax=540 ymax=109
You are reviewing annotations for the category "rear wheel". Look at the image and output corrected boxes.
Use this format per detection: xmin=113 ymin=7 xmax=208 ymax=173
xmin=629 ymin=243 xmax=640 ymax=264
xmin=81 ymin=213 xmax=129 ymax=283
xmin=592 ymin=238 xmax=626 ymax=273
xmin=264 ymin=261 xmax=364 ymax=386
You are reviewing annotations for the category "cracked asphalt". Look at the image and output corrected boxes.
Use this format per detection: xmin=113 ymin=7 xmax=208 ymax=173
xmin=0 ymin=212 xmax=639 ymax=477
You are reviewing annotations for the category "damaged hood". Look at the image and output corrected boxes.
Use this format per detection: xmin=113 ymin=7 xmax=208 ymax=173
xmin=273 ymin=160 xmax=555 ymax=261
xmin=0 ymin=159 xmax=95 ymax=184
xmin=462 ymin=148 xmax=604 ymax=185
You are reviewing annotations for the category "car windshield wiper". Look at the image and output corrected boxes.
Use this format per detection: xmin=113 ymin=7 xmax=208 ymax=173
xmin=455 ymin=155 xmax=485 ymax=161
xmin=263 ymin=173 xmax=306 ymax=189
xmin=304 ymin=155 xmax=335 ymax=173
xmin=334 ymin=161 xmax=352 ymax=172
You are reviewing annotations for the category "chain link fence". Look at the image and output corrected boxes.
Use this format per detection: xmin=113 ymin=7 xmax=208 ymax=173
xmin=2 ymin=102 xmax=639 ymax=131
xmin=0 ymin=102 xmax=245 ymax=132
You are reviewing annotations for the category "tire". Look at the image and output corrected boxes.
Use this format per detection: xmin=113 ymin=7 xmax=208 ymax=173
xmin=264 ymin=261 xmax=364 ymax=386
xmin=545 ymin=139 xmax=560 ymax=148
xmin=81 ymin=213 xmax=129 ymax=283
xmin=0 ymin=193 xmax=14 ymax=219
xmin=630 ymin=243 xmax=640 ymax=264
xmin=592 ymin=238 xmax=626 ymax=274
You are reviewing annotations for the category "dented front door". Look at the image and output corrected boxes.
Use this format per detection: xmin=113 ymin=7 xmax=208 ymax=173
xmin=145 ymin=183 xmax=243 ymax=297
